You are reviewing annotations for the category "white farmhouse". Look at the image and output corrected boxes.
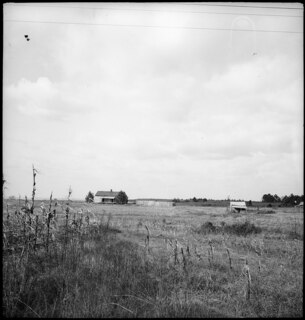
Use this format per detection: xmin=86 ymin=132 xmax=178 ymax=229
xmin=94 ymin=189 xmax=119 ymax=204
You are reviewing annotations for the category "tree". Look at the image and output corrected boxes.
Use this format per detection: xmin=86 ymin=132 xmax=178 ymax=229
xmin=273 ymin=194 xmax=281 ymax=202
xmin=262 ymin=194 xmax=276 ymax=203
xmin=85 ymin=191 xmax=94 ymax=203
xmin=115 ymin=191 xmax=128 ymax=204
xmin=193 ymin=197 xmax=198 ymax=202
xmin=282 ymin=193 xmax=301 ymax=206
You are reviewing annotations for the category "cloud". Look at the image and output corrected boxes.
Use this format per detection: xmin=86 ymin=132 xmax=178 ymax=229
xmin=3 ymin=3 xmax=303 ymax=200
xmin=4 ymin=77 xmax=105 ymax=120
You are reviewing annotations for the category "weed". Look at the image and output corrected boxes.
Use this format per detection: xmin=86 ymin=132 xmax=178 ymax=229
xmin=2 ymin=167 xmax=303 ymax=318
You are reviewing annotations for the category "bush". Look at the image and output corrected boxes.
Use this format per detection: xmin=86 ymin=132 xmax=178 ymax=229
xmin=197 ymin=221 xmax=262 ymax=237
xmin=85 ymin=191 xmax=94 ymax=203
xmin=199 ymin=221 xmax=218 ymax=234
xmin=115 ymin=191 xmax=128 ymax=205
xmin=224 ymin=221 xmax=262 ymax=236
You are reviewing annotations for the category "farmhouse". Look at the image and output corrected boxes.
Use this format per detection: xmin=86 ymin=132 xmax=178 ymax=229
xmin=229 ymin=201 xmax=247 ymax=213
xmin=136 ymin=199 xmax=174 ymax=207
xmin=94 ymin=190 xmax=119 ymax=204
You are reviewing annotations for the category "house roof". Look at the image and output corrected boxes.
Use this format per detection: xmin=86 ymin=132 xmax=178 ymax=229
xmin=95 ymin=191 xmax=119 ymax=197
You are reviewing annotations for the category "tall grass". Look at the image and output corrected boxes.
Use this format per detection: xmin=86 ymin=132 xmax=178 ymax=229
xmin=2 ymin=168 xmax=303 ymax=318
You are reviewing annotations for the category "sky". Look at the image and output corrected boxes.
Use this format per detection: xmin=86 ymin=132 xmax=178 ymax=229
xmin=3 ymin=2 xmax=304 ymax=201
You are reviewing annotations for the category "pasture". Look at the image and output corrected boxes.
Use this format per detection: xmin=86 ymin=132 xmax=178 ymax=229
xmin=3 ymin=200 xmax=303 ymax=317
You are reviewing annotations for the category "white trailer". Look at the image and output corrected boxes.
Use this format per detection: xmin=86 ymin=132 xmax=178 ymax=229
xmin=230 ymin=201 xmax=247 ymax=213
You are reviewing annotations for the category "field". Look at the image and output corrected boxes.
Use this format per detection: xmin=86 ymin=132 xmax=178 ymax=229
xmin=3 ymin=200 xmax=303 ymax=317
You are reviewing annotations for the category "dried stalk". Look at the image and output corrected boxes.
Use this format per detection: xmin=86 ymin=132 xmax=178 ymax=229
xmin=242 ymin=259 xmax=251 ymax=300
xmin=174 ymin=239 xmax=178 ymax=264
xmin=34 ymin=215 xmax=39 ymax=251
xmin=208 ymin=238 xmax=214 ymax=261
xmin=65 ymin=187 xmax=72 ymax=245
xmin=181 ymin=247 xmax=187 ymax=272
xmin=208 ymin=248 xmax=212 ymax=267
xmin=144 ymin=225 xmax=150 ymax=251
xmin=186 ymin=243 xmax=191 ymax=257
xmin=6 ymin=203 xmax=9 ymax=221
xmin=226 ymin=248 xmax=232 ymax=269
xmin=30 ymin=165 xmax=38 ymax=218
xmin=46 ymin=192 xmax=53 ymax=252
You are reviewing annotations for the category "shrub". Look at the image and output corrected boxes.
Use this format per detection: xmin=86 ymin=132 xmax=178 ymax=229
xmin=197 ymin=221 xmax=262 ymax=237
xmin=114 ymin=191 xmax=128 ymax=205
xmin=85 ymin=191 xmax=94 ymax=203
xmin=199 ymin=221 xmax=218 ymax=234
xmin=224 ymin=221 xmax=262 ymax=236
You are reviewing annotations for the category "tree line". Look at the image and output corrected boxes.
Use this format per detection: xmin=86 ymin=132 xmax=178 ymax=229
xmin=261 ymin=193 xmax=303 ymax=206
xmin=173 ymin=194 xmax=304 ymax=207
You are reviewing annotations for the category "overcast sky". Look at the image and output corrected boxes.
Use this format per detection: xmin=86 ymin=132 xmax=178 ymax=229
xmin=3 ymin=2 xmax=303 ymax=201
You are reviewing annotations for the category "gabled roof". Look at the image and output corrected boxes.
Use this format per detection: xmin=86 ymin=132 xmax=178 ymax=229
xmin=95 ymin=191 xmax=119 ymax=197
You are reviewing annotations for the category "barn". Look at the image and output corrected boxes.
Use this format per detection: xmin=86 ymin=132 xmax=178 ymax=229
xmin=229 ymin=201 xmax=247 ymax=213
xmin=94 ymin=190 xmax=119 ymax=204
xmin=136 ymin=199 xmax=174 ymax=207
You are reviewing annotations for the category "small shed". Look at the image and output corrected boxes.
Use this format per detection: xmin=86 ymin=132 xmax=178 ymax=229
xmin=94 ymin=190 xmax=119 ymax=204
xmin=230 ymin=201 xmax=247 ymax=213
xmin=295 ymin=201 xmax=303 ymax=212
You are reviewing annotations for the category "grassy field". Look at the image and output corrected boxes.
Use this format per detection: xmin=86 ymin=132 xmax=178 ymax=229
xmin=3 ymin=200 xmax=303 ymax=317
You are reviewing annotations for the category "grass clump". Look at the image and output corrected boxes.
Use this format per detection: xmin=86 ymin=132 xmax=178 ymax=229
xmin=224 ymin=221 xmax=262 ymax=236
xmin=197 ymin=221 xmax=262 ymax=237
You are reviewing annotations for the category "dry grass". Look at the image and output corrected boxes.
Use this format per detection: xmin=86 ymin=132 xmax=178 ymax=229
xmin=3 ymin=195 xmax=303 ymax=317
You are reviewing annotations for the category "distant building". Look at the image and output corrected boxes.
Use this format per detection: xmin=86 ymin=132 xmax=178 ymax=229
xmin=136 ymin=199 xmax=174 ymax=207
xmin=295 ymin=201 xmax=303 ymax=212
xmin=94 ymin=190 xmax=119 ymax=204
xmin=229 ymin=201 xmax=247 ymax=213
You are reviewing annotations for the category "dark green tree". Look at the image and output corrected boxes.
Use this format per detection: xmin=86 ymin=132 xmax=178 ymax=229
xmin=282 ymin=193 xmax=301 ymax=206
xmin=273 ymin=194 xmax=281 ymax=202
xmin=85 ymin=191 xmax=94 ymax=203
xmin=115 ymin=191 xmax=128 ymax=204
xmin=262 ymin=194 xmax=276 ymax=203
